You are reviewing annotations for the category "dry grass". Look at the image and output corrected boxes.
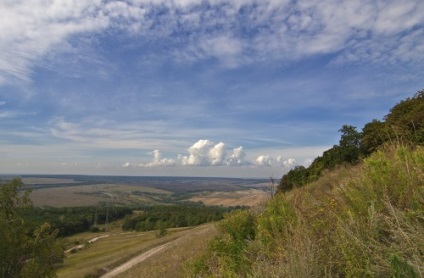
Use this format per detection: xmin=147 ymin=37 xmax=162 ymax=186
xmin=117 ymin=224 xmax=219 ymax=278
xmin=187 ymin=145 xmax=424 ymax=277
xmin=57 ymin=226 xmax=196 ymax=278
xmin=189 ymin=189 xmax=269 ymax=207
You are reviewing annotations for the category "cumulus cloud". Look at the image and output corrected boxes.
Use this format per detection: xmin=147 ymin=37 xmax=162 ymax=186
xmin=121 ymin=139 xmax=310 ymax=169
xmin=122 ymin=139 xmax=253 ymax=168
xmin=178 ymin=139 xmax=228 ymax=166
xmin=256 ymin=154 xmax=300 ymax=168
xmin=144 ymin=150 xmax=176 ymax=167
xmin=256 ymin=155 xmax=273 ymax=166
xmin=283 ymin=158 xmax=296 ymax=168
xmin=1 ymin=0 xmax=423 ymax=84
xmin=227 ymin=146 xmax=247 ymax=166
xmin=276 ymin=156 xmax=297 ymax=168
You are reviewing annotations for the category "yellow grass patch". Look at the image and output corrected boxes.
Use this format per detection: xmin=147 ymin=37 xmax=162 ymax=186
xmin=190 ymin=189 xmax=269 ymax=207
xmin=29 ymin=184 xmax=172 ymax=207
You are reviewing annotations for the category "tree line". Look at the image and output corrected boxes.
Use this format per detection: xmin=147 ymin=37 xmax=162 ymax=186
xmin=122 ymin=204 xmax=241 ymax=232
xmin=22 ymin=205 xmax=132 ymax=236
xmin=278 ymin=90 xmax=424 ymax=192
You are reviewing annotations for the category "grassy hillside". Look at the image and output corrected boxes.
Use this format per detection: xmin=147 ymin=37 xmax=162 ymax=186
xmin=187 ymin=144 xmax=424 ymax=277
xmin=57 ymin=225 xmax=206 ymax=278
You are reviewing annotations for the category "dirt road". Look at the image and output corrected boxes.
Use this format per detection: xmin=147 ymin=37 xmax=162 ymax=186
xmin=100 ymin=224 xmax=214 ymax=278
xmin=65 ymin=234 xmax=110 ymax=254
xmin=100 ymin=240 xmax=174 ymax=278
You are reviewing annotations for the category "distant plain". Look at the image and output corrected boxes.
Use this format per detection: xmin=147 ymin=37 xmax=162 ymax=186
xmin=9 ymin=175 xmax=270 ymax=207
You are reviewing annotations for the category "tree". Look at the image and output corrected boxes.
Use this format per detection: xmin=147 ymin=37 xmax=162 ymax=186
xmin=338 ymin=125 xmax=362 ymax=164
xmin=385 ymin=90 xmax=424 ymax=144
xmin=278 ymin=166 xmax=309 ymax=192
xmin=0 ymin=178 xmax=64 ymax=278
xmin=360 ymin=120 xmax=390 ymax=156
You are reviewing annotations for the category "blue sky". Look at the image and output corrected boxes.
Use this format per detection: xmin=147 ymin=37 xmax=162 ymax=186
xmin=0 ymin=0 xmax=423 ymax=178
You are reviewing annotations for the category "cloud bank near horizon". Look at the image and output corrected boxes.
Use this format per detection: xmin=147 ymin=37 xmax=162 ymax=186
xmin=122 ymin=139 xmax=301 ymax=169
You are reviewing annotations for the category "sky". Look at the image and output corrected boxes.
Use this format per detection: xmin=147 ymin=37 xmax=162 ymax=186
xmin=0 ymin=0 xmax=423 ymax=178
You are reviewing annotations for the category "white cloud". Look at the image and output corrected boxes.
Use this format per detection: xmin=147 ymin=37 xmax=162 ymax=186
xmin=144 ymin=150 xmax=176 ymax=167
xmin=276 ymin=156 xmax=296 ymax=167
xmin=256 ymin=155 xmax=273 ymax=166
xmin=303 ymin=158 xmax=313 ymax=167
xmin=121 ymin=139 xmax=276 ymax=168
xmin=179 ymin=139 xmax=227 ymax=166
xmin=122 ymin=162 xmax=132 ymax=168
xmin=0 ymin=110 xmax=32 ymax=119
xmin=227 ymin=146 xmax=248 ymax=166
xmin=198 ymin=35 xmax=244 ymax=67
xmin=119 ymin=139 xmax=314 ymax=170
xmin=1 ymin=0 xmax=422 ymax=85
xmin=0 ymin=1 xmax=109 ymax=85
xmin=283 ymin=158 xmax=296 ymax=168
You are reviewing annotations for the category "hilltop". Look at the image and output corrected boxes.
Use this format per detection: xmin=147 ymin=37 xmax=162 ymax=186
xmin=186 ymin=90 xmax=424 ymax=277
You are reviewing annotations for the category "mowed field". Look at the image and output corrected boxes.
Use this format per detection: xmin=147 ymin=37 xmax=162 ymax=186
xmin=189 ymin=189 xmax=269 ymax=207
xmin=58 ymin=224 xmax=212 ymax=278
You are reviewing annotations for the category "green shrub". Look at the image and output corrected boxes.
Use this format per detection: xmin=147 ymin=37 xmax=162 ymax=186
xmin=332 ymin=145 xmax=424 ymax=277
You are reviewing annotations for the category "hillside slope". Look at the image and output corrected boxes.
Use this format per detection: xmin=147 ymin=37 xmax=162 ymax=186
xmin=187 ymin=145 xmax=423 ymax=277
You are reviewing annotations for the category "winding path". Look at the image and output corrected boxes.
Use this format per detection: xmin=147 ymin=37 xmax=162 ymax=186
xmin=65 ymin=234 xmax=110 ymax=253
xmin=100 ymin=240 xmax=174 ymax=278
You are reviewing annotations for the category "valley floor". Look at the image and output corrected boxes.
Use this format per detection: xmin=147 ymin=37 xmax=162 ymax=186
xmin=57 ymin=224 xmax=218 ymax=278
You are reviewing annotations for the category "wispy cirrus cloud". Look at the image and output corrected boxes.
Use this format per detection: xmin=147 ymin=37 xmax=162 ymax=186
xmin=1 ymin=0 xmax=423 ymax=85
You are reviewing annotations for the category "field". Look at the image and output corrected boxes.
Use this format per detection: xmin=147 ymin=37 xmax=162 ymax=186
xmin=1 ymin=174 xmax=269 ymax=277
xmin=189 ymin=189 xmax=269 ymax=207
xmin=7 ymin=175 xmax=270 ymax=207
xmin=57 ymin=223 xmax=212 ymax=278
xmin=116 ymin=224 xmax=219 ymax=278
xmin=29 ymin=183 xmax=173 ymax=207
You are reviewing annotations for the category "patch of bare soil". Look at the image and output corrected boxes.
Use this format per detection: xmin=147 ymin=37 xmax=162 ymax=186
xmin=190 ymin=189 xmax=269 ymax=207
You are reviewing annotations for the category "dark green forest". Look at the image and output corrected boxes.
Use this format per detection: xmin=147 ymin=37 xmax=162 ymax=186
xmin=22 ymin=206 xmax=132 ymax=236
xmin=122 ymin=204 xmax=239 ymax=232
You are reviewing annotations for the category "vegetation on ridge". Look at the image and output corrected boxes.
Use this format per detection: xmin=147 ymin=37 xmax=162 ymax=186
xmin=278 ymin=90 xmax=424 ymax=193
xmin=187 ymin=144 xmax=424 ymax=277
xmin=186 ymin=90 xmax=424 ymax=277
xmin=0 ymin=179 xmax=64 ymax=277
